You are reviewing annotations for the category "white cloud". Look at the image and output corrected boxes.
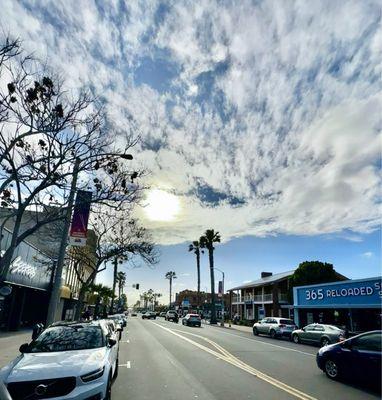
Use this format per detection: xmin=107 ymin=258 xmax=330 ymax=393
xmin=362 ymin=252 xmax=373 ymax=258
xmin=1 ymin=0 xmax=380 ymax=245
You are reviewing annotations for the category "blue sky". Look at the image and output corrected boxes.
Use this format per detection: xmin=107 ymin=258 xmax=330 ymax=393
xmin=2 ymin=1 xmax=380 ymax=304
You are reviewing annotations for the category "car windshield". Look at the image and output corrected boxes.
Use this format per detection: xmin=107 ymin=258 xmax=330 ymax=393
xmin=28 ymin=326 xmax=104 ymax=352
xmin=189 ymin=316 xmax=200 ymax=320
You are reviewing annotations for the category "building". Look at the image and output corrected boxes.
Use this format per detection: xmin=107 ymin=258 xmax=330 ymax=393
xmin=229 ymin=271 xmax=295 ymax=321
xmin=293 ymin=276 xmax=382 ymax=333
xmin=175 ymin=289 xmax=229 ymax=316
xmin=0 ymin=227 xmax=53 ymax=330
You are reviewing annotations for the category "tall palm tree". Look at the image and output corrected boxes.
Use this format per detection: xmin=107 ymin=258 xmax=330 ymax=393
xmin=165 ymin=271 xmax=177 ymax=309
xmin=199 ymin=229 xmax=221 ymax=324
xmin=117 ymin=271 xmax=126 ymax=299
xmin=189 ymin=240 xmax=203 ymax=309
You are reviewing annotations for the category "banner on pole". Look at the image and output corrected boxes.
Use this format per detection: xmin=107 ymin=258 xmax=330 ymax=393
xmin=218 ymin=280 xmax=223 ymax=297
xmin=69 ymin=190 xmax=92 ymax=247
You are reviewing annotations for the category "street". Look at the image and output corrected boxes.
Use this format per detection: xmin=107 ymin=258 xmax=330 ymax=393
xmin=110 ymin=318 xmax=378 ymax=400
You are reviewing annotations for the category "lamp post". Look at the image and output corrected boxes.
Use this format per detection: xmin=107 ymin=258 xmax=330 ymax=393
xmin=214 ymin=267 xmax=225 ymax=327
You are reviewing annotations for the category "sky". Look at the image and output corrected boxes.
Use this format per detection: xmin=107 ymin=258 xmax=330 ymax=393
xmin=1 ymin=0 xmax=381 ymax=305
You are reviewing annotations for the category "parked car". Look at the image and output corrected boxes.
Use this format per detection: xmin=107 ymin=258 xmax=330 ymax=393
xmin=93 ymin=319 xmax=122 ymax=342
xmin=253 ymin=317 xmax=297 ymax=338
xmin=165 ymin=310 xmax=179 ymax=323
xmin=108 ymin=315 xmax=125 ymax=331
xmin=292 ymin=324 xmax=346 ymax=347
xmin=131 ymin=312 xmax=137 ymax=317
xmin=316 ymin=330 xmax=381 ymax=388
xmin=0 ymin=323 xmax=119 ymax=400
xmin=160 ymin=312 xmax=167 ymax=317
xmin=110 ymin=313 xmax=127 ymax=327
xmin=182 ymin=314 xmax=201 ymax=327
xmin=142 ymin=311 xmax=156 ymax=319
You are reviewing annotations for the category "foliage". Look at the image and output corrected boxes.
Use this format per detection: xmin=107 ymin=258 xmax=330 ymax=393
xmin=290 ymin=261 xmax=341 ymax=288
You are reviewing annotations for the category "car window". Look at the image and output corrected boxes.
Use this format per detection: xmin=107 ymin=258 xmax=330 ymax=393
xmin=305 ymin=325 xmax=316 ymax=331
xmin=314 ymin=325 xmax=325 ymax=331
xmin=352 ymin=333 xmax=382 ymax=352
xmin=29 ymin=326 xmax=104 ymax=352
xmin=280 ymin=319 xmax=294 ymax=325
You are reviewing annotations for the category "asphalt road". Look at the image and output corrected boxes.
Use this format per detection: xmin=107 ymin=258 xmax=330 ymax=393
xmin=113 ymin=317 xmax=379 ymax=400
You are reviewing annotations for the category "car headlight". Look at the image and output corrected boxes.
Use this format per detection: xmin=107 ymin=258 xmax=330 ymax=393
xmin=81 ymin=367 xmax=105 ymax=383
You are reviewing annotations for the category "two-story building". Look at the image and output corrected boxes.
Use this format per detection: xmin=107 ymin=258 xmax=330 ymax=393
xmin=229 ymin=271 xmax=294 ymax=321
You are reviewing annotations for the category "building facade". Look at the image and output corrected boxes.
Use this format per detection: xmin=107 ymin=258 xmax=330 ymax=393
xmin=0 ymin=228 xmax=53 ymax=330
xmin=293 ymin=276 xmax=382 ymax=333
xmin=229 ymin=271 xmax=294 ymax=321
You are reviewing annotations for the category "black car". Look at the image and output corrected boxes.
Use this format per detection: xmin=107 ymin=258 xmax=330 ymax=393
xmin=316 ymin=330 xmax=381 ymax=388
xmin=182 ymin=314 xmax=201 ymax=327
xmin=142 ymin=312 xmax=156 ymax=319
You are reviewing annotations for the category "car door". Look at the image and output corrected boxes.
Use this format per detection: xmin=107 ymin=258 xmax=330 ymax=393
xmin=300 ymin=324 xmax=316 ymax=343
xmin=349 ymin=332 xmax=382 ymax=384
xmin=311 ymin=325 xmax=325 ymax=344
xmin=257 ymin=319 xmax=269 ymax=334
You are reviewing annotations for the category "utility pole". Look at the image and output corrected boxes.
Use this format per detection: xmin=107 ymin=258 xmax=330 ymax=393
xmin=110 ymin=257 xmax=118 ymax=314
xmin=46 ymin=157 xmax=80 ymax=325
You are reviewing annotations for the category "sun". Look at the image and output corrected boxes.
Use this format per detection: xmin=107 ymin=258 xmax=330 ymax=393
xmin=144 ymin=189 xmax=181 ymax=222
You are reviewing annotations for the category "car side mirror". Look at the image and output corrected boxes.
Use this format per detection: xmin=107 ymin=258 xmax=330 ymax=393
xmin=108 ymin=338 xmax=117 ymax=347
xmin=19 ymin=343 xmax=29 ymax=353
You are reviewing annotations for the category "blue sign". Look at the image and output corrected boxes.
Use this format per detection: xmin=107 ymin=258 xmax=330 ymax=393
xmin=294 ymin=277 xmax=382 ymax=308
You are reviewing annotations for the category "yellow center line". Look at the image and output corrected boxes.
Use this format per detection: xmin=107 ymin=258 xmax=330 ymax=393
xmin=152 ymin=322 xmax=318 ymax=400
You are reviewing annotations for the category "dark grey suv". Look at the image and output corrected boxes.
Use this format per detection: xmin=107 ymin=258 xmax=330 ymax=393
xmin=292 ymin=324 xmax=346 ymax=347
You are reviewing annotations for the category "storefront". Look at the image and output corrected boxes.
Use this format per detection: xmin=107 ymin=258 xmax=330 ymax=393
xmin=0 ymin=229 xmax=53 ymax=330
xmin=293 ymin=277 xmax=382 ymax=334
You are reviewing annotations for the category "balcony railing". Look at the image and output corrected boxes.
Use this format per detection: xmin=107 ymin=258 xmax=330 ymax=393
xmin=232 ymin=293 xmax=289 ymax=304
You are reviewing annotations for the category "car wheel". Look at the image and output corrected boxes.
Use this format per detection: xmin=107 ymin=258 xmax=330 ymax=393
xmin=113 ymin=359 xmax=119 ymax=380
xmin=321 ymin=337 xmax=330 ymax=347
xmin=253 ymin=327 xmax=258 ymax=336
xmin=105 ymin=373 xmax=112 ymax=400
xmin=292 ymin=334 xmax=300 ymax=344
xmin=324 ymin=359 xmax=340 ymax=380
xmin=270 ymin=329 xmax=276 ymax=339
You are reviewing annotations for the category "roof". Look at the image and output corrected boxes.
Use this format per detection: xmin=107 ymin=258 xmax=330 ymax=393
xmin=229 ymin=270 xmax=295 ymax=291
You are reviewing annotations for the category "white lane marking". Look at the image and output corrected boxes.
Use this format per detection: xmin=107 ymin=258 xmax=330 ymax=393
xmin=118 ymin=361 xmax=131 ymax=369
xmin=152 ymin=322 xmax=317 ymax=400
xmin=206 ymin=326 xmax=315 ymax=357
xmin=123 ymin=339 xmax=130 ymax=343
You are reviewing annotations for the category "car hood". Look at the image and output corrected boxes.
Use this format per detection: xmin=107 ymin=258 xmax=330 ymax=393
xmin=6 ymin=348 xmax=107 ymax=383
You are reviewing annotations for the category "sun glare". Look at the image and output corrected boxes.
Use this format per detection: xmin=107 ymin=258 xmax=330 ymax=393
xmin=144 ymin=189 xmax=181 ymax=222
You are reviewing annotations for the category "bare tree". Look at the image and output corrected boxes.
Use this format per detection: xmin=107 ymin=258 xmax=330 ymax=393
xmin=70 ymin=209 xmax=158 ymax=320
xmin=0 ymin=40 xmax=144 ymax=284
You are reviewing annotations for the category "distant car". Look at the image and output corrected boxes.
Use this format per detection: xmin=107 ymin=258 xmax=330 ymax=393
xmin=182 ymin=314 xmax=201 ymax=327
xmin=165 ymin=310 xmax=179 ymax=323
xmin=160 ymin=312 xmax=166 ymax=317
xmin=292 ymin=324 xmax=346 ymax=347
xmin=131 ymin=312 xmax=137 ymax=317
xmin=108 ymin=315 xmax=125 ymax=330
xmin=142 ymin=312 xmax=156 ymax=319
xmin=316 ymin=330 xmax=381 ymax=388
xmin=0 ymin=323 xmax=119 ymax=400
xmin=253 ymin=317 xmax=297 ymax=338
xmin=111 ymin=314 xmax=127 ymax=327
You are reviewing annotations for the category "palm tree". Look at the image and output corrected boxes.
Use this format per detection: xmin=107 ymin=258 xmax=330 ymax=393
xmin=189 ymin=240 xmax=203 ymax=309
xmin=165 ymin=271 xmax=177 ymax=309
xmin=117 ymin=271 xmax=126 ymax=299
xmin=199 ymin=229 xmax=221 ymax=324
xmin=87 ymin=283 xmax=114 ymax=319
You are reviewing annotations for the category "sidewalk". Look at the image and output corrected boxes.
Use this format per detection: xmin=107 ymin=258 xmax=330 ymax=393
xmin=0 ymin=329 xmax=32 ymax=368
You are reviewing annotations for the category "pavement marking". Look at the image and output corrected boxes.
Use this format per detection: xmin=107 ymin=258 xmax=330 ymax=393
xmin=206 ymin=326 xmax=315 ymax=357
xmin=123 ymin=339 xmax=130 ymax=343
xmin=118 ymin=361 xmax=131 ymax=368
xmin=152 ymin=322 xmax=317 ymax=400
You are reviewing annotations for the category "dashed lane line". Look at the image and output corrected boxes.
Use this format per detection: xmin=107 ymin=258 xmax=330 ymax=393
xmin=152 ymin=322 xmax=317 ymax=400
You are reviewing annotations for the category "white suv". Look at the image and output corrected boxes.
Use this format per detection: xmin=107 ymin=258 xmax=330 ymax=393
xmin=0 ymin=322 xmax=119 ymax=400
xmin=253 ymin=317 xmax=297 ymax=339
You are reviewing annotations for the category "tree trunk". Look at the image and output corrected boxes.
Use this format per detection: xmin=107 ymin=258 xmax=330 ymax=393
xmin=169 ymin=278 xmax=172 ymax=309
xmin=209 ymin=248 xmax=217 ymax=324
xmin=196 ymin=250 xmax=201 ymax=308
xmin=74 ymin=287 xmax=87 ymax=321
xmin=110 ymin=257 xmax=118 ymax=314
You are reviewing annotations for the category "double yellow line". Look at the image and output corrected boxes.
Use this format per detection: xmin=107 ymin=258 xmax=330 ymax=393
xmin=152 ymin=322 xmax=317 ymax=400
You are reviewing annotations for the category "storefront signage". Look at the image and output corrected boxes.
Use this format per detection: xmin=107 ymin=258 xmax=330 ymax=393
xmin=294 ymin=277 xmax=382 ymax=308
xmin=8 ymin=255 xmax=37 ymax=279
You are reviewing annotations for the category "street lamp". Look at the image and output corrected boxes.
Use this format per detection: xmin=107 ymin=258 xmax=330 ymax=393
xmin=214 ymin=267 xmax=225 ymax=327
